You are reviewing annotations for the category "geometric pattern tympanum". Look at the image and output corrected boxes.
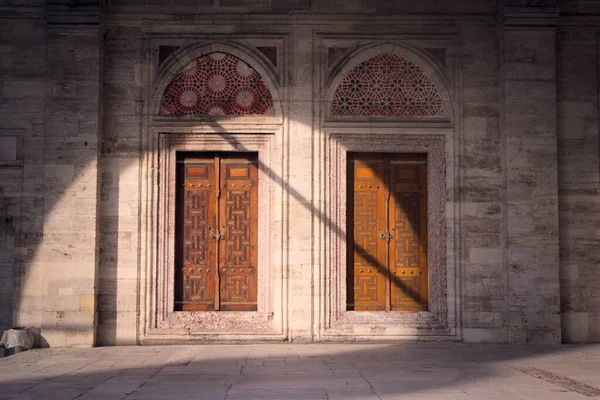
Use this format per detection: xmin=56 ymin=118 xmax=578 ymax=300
xmin=331 ymin=53 xmax=444 ymax=117
xmin=160 ymin=52 xmax=274 ymax=117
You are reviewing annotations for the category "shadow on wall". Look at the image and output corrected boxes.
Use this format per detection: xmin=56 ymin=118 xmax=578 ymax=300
xmin=11 ymin=44 xmax=436 ymax=344
xmin=211 ymin=128 xmax=427 ymax=308
xmin=13 ymin=124 xmax=427 ymax=347
xmin=0 ymin=188 xmax=16 ymax=334
xmin=11 ymin=40 xmax=597 ymax=347
xmin=12 ymin=45 xmax=437 ymax=345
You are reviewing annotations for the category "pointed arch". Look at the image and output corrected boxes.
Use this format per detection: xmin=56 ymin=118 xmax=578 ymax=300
xmin=151 ymin=42 xmax=283 ymax=120
xmin=326 ymin=44 xmax=452 ymax=120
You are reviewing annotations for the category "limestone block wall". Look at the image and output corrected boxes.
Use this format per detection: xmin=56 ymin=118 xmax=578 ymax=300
xmin=459 ymin=23 xmax=505 ymax=342
xmin=36 ymin=7 xmax=103 ymax=347
xmin=97 ymin=26 xmax=143 ymax=346
xmin=556 ymin=26 xmax=600 ymax=342
xmin=500 ymin=9 xmax=562 ymax=343
xmin=0 ymin=12 xmax=47 ymax=336
xmin=1 ymin=0 xmax=600 ymax=346
xmin=0 ymin=5 xmax=104 ymax=347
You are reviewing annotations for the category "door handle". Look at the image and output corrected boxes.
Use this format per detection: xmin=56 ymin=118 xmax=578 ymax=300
xmin=379 ymin=232 xmax=393 ymax=240
xmin=209 ymin=231 xmax=225 ymax=240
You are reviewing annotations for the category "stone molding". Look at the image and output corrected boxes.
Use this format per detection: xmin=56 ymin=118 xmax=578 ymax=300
xmin=45 ymin=5 xmax=105 ymax=32
xmin=500 ymin=6 xmax=560 ymax=29
xmin=141 ymin=132 xmax=286 ymax=342
xmin=313 ymin=36 xmax=460 ymax=341
xmin=138 ymin=37 xmax=289 ymax=342
xmin=321 ymin=132 xmax=458 ymax=340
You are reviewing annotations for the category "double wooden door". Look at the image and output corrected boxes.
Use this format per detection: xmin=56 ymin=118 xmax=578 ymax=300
xmin=175 ymin=153 xmax=258 ymax=311
xmin=347 ymin=153 xmax=428 ymax=311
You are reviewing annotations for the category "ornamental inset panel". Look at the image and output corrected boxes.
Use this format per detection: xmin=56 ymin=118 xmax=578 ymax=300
xmin=330 ymin=53 xmax=444 ymax=117
xmin=160 ymin=52 xmax=274 ymax=117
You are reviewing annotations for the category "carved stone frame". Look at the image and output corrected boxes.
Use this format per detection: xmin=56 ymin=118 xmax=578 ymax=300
xmin=316 ymin=40 xmax=460 ymax=340
xmin=139 ymin=39 xmax=287 ymax=343
xmin=146 ymin=132 xmax=283 ymax=340
xmin=323 ymin=132 xmax=456 ymax=339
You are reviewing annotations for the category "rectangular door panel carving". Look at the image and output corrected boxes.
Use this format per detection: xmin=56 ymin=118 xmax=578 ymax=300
xmin=389 ymin=162 xmax=428 ymax=311
xmin=175 ymin=153 xmax=258 ymax=312
xmin=176 ymin=159 xmax=217 ymax=311
xmin=347 ymin=159 xmax=387 ymax=311
xmin=219 ymin=158 xmax=258 ymax=311
xmin=347 ymin=154 xmax=428 ymax=312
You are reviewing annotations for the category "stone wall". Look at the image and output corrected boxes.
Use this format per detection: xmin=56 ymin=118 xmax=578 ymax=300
xmin=97 ymin=25 xmax=143 ymax=345
xmin=0 ymin=5 xmax=103 ymax=347
xmin=501 ymin=8 xmax=562 ymax=344
xmin=0 ymin=11 xmax=47 ymax=337
xmin=556 ymin=26 xmax=600 ymax=342
xmin=460 ymin=22 xmax=505 ymax=342
xmin=0 ymin=0 xmax=599 ymax=345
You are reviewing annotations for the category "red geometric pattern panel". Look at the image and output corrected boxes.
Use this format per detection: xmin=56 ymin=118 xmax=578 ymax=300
xmin=330 ymin=53 xmax=444 ymax=117
xmin=160 ymin=52 xmax=274 ymax=117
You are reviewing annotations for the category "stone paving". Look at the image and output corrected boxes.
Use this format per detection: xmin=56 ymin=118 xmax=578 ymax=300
xmin=0 ymin=343 xmax=600 ymax=399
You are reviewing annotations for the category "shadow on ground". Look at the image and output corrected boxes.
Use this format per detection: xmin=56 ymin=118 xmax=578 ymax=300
xmin=1 ymin=343 xmax=600 ymax=399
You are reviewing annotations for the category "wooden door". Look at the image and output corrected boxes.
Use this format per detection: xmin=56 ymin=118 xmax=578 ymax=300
xmin=347 ymin=153 xmax=428 ymax=311
xmin=389 ymin=159 xmax=428 ymax=311
xmin=175 ymin=153 xmax=258 ymax=311
xmin=219 ymin=157 xmax=258 ymax=311
xmin=346 ymin=158 xmax=388 ymax=311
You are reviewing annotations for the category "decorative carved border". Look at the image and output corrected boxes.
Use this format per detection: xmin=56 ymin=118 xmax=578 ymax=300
xmin=315 ymin=39 xmax=460 ymax=341
xmin=145 ymin=133 xmax=283 ymax=339
xmin=323 ymin=42 xmax=454 ymax=124
xmin=139 ymin=38 xmax=288 ymax=342
xmin=150 ymin=41 xmax=284 ymax=124
xmin=322 ymin=132 xmax=456 ymax=339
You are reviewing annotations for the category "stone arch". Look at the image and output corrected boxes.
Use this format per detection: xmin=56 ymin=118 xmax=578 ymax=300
xmin=325 ymin=43 xmax=453 ymax=120
xmin=151 ymin=41 xmax=283 ymax=119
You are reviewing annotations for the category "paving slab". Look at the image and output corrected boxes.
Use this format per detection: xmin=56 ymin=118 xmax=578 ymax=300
xmin=0 ymin=343 xmax=599 ymax=399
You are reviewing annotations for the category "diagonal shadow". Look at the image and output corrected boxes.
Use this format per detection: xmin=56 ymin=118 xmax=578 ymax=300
xmin=196 ymin=127 xmax=423 ymax=307
xmin=2 ymin=341 xmax=599 ymax=399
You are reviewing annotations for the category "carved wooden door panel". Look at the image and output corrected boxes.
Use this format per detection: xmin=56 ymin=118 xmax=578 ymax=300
xmin=347 ymin=154 xmax=428 ymax=311
xmin=219 ymin=157 xmax=258 ymax=311
xmin=347 ymin=158 xmax=388 ymax=311
xmin=389 ymin=161 xmax=428 ymax=311
xmin=175 ymin=153 xmax=258 ymax=312
xmin=176 ymin=158 xmax=218 ymax=311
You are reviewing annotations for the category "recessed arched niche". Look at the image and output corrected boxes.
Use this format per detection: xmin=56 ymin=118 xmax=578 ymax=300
xmin=330 ymin=53 xmax=445 ymax=118
xmin=159 ymin=52 xmax=274 ymax=117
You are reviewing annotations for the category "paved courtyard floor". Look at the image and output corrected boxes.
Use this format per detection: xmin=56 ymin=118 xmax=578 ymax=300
xmin=0 ymin=343 xmax=600 ymax=399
